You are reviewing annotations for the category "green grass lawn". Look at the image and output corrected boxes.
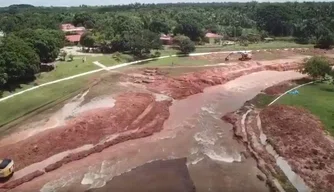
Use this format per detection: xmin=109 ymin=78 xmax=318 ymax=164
xmin=197 ymin=41 xmax=312 ymax=52
xmin=97 ymin=54 xmax=134 ymax=66
xmin=1 ymin=55 xmax=134 ymax=98
xmin=132 ymin=41 xmax=313 ymax=67
xmin=160 ymin=41 xmax=313 ymax=55
xmin=0 ymin=75 xmax=97 ymax=127
xmin=277 ymin=83 xmax=334 ymax=135
xmin=133 ymin=56 xmax=212 ymax=67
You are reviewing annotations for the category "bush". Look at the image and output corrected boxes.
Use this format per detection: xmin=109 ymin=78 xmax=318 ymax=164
xmin=112 ymin=52 xmax=122 ymax=62
xmin=315 ymin=30 xmax=334 ymax=49
xmin=68 ymin=54 xmax=74 ymax=61
xmin=300 ymin=56 xmax=332 ymax=80
xmin=173 ymin=35 xmax=195 ymax=54
xmin=59 ymin=51 xmax=67 ymax=61
xmin=151 ymin=51 xmax=161 ymax=58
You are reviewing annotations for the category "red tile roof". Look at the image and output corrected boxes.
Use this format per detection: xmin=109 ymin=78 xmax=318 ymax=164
xmin=160 ymin=34 xmax=173 ymax=41
xmin=205 ymin=33 xmax=223 ymax=38
xmin=66 ymin=34 xmax=81 ymax=42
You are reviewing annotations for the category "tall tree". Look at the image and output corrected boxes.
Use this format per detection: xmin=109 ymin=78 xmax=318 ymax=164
xmin=80 ymin=32 xmax=95 ymax=50
xmin=173 ymin=22 xmax=203 ymax=41
xmin=124 ymin=30 xmax=162 ymax=57
xmin=149 ymin=21 xmax=170 ymax=34
xmin=255 ymin=4 xmax=293 ymax=36
xmin=0 ymin=35 xmax=40 ymax=87
xmin=15 ymin=29 xmax=65 ymax=63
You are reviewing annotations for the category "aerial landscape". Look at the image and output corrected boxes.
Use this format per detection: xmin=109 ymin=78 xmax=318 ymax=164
xmin=0 ymin=1 xmax=333 ymax=192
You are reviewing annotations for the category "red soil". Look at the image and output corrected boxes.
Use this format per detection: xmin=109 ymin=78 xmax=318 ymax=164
xmin=0 ymin=93 xmax=171 ymax=172
xmin=0 ymin=171 xmax=44 ymax=191
xmin=263 ymin=82 xmax=293 ymax=95
xmin=260 ymin=105 xmax=334 ymax=192
xmin=127 ymin=60 xmax=302 ymax=99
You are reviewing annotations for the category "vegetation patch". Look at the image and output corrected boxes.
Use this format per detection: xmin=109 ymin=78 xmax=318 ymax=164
xmin=0 ymin=75 xmax=96 ymax=128
xmin=277 ymin=83 xmax=334 ymax=135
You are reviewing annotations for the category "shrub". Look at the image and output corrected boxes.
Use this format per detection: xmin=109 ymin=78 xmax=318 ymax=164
xmin=68 ymin=54 xmax=74 ymax=61
xmin=173 ymin=35 xmax=196 ymax=54
xmin=300 ymin=56 xmax=332 ymax=80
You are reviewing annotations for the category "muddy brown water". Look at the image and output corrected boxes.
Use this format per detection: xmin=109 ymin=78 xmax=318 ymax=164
xmin=10 ymin=70 xmax=305 ymax=192
xmin=87 ymin=158 xmax=195 ymax=192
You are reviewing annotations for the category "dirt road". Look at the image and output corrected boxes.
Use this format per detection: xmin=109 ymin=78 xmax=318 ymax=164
xmin=7 ymin=70 xmax=305 ymax=192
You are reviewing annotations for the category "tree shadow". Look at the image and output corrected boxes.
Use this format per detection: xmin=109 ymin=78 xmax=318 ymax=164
xmin=294 ymin=78 xmax=313 ymax=85
xmin=320 ymin=87 xmax=334 ymax=92
xmin=1 ymin=76 xmax=37 ymax=96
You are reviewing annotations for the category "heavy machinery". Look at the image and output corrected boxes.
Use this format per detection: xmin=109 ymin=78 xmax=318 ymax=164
xmin=225 ymin=51 xmax=252 ymax=61
xmin=0 ymin=159 xmax=14 ymax=178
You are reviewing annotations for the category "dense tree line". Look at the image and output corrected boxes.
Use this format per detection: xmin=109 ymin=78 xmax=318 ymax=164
xmin=1 ymin=2 xmax=334 ymax=90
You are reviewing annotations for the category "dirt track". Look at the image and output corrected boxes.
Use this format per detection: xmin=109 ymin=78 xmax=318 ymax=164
xmin=2 ymin=49 xmax=334 ymax=191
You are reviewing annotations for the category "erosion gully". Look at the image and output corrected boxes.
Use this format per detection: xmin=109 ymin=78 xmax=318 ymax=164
xmin=10 ymin=70 xmax=305 ymax=192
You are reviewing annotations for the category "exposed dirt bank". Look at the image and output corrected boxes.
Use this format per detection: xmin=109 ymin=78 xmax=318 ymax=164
xmin=222 ymin=108 xmax=292 ymax=192
xmin=261 ymin=105 xmax=334 ymax=192
xmin=126 ymin=59 xmax=303 ymax=99
xmin=0 ymin=93 xmax=171 ymax=190
xmin=263 ymin=78 xmax=312 ymax=96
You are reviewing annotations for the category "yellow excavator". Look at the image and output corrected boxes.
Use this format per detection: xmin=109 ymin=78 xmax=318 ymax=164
xmin=225 ymin=51 xmax=252 ymax=61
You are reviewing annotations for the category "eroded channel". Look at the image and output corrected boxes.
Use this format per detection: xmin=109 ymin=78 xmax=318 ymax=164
xmin=11 ymin=70 xmax=305 ymax=192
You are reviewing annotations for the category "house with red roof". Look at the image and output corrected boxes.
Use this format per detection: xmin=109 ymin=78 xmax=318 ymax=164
xmin=205 ymin=32 xmax=223 ymax=44
xmin=160 ymin=34 xmax=173 ymax=45
xmin=61 ymin=23 xmax=86 ymax=44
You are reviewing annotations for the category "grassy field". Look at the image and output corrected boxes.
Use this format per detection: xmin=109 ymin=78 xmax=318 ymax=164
xmin=133 ymin=56 xmax=211 ymax=67
xmin=0 ymin=74 xmax=99 ymax=127
xmin=161 ymin=41 xmax=313 ymax=55
xmin=277 ymin=83 xmax=334 ymax=135
xmin=196 ymin=41 xmax=312 ymax=52
xmin=1 ymin=55 xmax=131 ymax=98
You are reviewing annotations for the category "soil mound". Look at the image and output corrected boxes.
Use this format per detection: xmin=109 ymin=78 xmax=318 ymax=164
xmin=263 ymin=82 xmax=293 ymax=95
xmin=0 ymin=170 xmax=44 ymax=190
xmin=127 ymin=60 xmax=302 ymax=99
xmin=0 ymin=93 xmax=171 ymax=172
xmin=260 ymin=105 xmax=334 ymax=192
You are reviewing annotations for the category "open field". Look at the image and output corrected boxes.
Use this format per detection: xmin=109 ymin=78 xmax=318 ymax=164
xmin=200 ymin=41 xmax=313 ymax=51
xmin=161 ymin=41 xmax=313 ymax=55
xmin=1 ymin=55 xmax=130 ymax=98
xmin=0 ymin=73 xmax=101 ymax=128
xmin=277 ymin=82 xmax=334 ymax=135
